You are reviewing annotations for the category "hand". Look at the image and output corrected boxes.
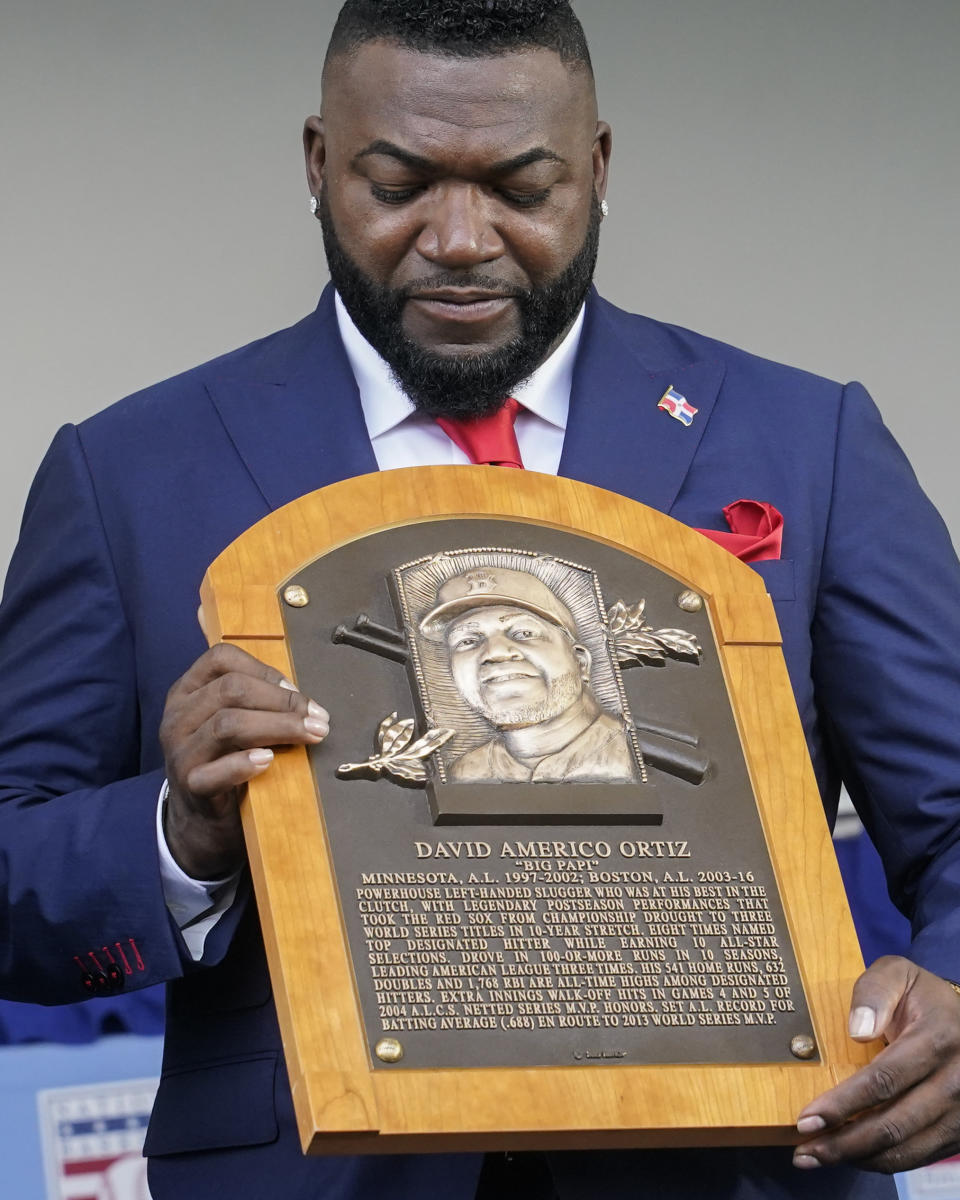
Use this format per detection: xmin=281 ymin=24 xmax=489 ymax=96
xmin=159 ymin=643 xmax=329 ymax=880
xmin=794 ymin=955 xmax=960 ymax=1173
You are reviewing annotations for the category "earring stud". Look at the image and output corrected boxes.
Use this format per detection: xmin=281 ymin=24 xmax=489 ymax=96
xmin=600 ymin=199 xmax=610 ymax=218
xmin=309 ymin=195 xmax=320 ymax=216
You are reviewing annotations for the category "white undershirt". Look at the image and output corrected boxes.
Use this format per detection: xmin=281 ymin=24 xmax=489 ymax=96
xmin=159 ymin=294 xmax=584 ymax=957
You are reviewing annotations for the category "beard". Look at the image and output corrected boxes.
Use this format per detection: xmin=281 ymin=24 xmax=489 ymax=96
xmin=476 ymin=669 xmax=584 ymax=731
xmin=319 ymin=190 xmax=600 ymax=419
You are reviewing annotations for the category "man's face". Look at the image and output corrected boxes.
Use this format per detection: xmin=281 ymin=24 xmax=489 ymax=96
xmin=445 ymin=605 xmax=589 ymax=729
xmin=306 ymin=42 xmax=610 ymax=418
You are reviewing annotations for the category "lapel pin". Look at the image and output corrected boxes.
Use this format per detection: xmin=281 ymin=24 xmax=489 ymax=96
xmin=658 ymin=385 xmax=698 ymax=427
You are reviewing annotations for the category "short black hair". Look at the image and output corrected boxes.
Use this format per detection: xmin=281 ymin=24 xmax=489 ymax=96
xmin=325 ymin=0 xmax=592 ymax=75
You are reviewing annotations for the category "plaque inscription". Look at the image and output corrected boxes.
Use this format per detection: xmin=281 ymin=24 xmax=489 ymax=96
xmin=358 ymin=859 xmax=797 ymax=1045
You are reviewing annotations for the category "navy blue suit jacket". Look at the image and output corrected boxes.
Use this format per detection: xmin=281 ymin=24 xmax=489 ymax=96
xmin=3 ymin=286 xmax=951 ymax=1198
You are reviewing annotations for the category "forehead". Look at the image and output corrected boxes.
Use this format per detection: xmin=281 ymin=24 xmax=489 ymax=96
xmin=322 ymin=41 xmax=597 ymax=168
xmin=448 ymin=605 xmax=556 ymax=637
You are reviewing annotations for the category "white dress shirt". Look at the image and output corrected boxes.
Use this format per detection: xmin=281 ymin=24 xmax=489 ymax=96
xmin=336 ymin=291 xmax=582 ymax=473
xmin=156 ymin=786 xmax=241 ymax=959
xmin=159 ymin=293 xmax=584 ymax=957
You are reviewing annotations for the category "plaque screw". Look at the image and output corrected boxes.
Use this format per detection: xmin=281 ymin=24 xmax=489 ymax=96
xmin=790 ymin=1034 xmax=817 ymax=1060
xmin=375 ymin=1038 xmax=404 ymax=1064
xmin=677 ymin=590 xmax=703 ymax=613
xmin=283 ymin=584 xmax=310 ymax=608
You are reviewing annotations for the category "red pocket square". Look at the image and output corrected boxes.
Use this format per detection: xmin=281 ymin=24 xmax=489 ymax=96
xmin=696 ymin=500 xmax=783 ymax=563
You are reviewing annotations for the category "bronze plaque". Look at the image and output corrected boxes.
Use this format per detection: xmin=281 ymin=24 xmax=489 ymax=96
xmin=282 ymin=518 xmax=815 ymax=1073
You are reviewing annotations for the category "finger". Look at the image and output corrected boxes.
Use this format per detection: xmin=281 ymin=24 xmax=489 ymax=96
xmin=167 ymin=708 xmax=329 ymax=806
xmin=172 ymin=642 xmax=296 ymax=697
xmin=797 ymin=1026 xmax=942 ymax=1136
xmin=161 ymin=675 xmax=330 ymax=759
xmin=191 ymin=707 xmax=328 ymax=747
xmin=795 ymin=1072 xmax=960 ymax=1173
xmin=798 ymin=967 xmax=960 ymax=1135
xmin=847 ymin=955 xmax=921 ymax=1042
xmin=174 ymin=706 xmax=329 ymax=781
xmin=176 ymin=670 xmax=327 ymax=731
xmin=184 ymin=747 xmax=277 ymax=802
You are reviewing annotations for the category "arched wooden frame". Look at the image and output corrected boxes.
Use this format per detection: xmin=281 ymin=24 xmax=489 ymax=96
xmin=200 ymin=467 xmax=871 ymax=1155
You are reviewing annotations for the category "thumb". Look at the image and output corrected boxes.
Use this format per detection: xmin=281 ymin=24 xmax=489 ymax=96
xmin=847 ymin=955 xmax=918 ymax=1041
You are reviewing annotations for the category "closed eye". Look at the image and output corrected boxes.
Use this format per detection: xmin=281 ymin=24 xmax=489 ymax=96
xmin=370 ymin=183 xmax=426 ymax=205
xmin=501 ymin=188 xmax=551 ymax=208
xmin=370 ymin=183 xmax=551 ymax=209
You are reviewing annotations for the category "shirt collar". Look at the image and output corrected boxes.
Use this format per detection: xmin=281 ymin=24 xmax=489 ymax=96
xmin=334 ymin=291 xmax=584 ymax=439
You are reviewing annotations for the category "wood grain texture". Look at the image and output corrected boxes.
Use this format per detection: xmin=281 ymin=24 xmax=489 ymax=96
xmin=200 ymin=466 xmax=872 ymax=1154
xmin=712 ymin=593 xmax=784 ymax=646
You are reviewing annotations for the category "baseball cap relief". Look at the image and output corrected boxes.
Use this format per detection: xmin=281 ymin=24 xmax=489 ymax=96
xmin=419 ymin=568 xmax=579 ymax=641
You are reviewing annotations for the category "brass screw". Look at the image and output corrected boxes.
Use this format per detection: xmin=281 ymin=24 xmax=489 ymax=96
xmin=677 ymin=590 xmax=703 ymax=613
xmin=790 ymin=1034 xmax=817 ymax=1061
xmin=375 ymin=1037 xmax=404 ymax=1064
xmin=283 ymin=584 xmax=310 ymax=608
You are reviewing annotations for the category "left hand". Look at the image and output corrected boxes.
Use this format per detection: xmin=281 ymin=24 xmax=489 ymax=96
xmin=794 ymin=955 xmax=960 ymax=1174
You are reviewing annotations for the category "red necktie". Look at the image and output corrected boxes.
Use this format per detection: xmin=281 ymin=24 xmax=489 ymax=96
xmin=435 ymin=398 xmax=524 ymax=469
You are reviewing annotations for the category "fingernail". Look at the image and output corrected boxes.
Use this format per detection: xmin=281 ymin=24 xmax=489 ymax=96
xmin=849 ymin=1005 xmax=877 ymax=1038
xmin=793 ymin=1154 xmax=821 ymax=1170
xmin=249 ymin=748 xmax=274 ymax=766
xmin=304 ymin=717 xmax=329 ymax=739
xmin=796 ymin=1115 xmax=826 ymax=1135
xmin=307 ymin=700 xmax=329 ymax=721
xmin=279 ymin=678 xmax=298 ymax=691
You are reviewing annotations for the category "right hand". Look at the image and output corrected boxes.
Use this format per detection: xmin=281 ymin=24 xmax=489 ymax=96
xmin=159 ymin=643 xmax=329 ymax=879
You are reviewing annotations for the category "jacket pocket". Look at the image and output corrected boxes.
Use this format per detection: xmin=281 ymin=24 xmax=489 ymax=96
xmin=748 ymin=558 xmax=796 ymax=602
xmin=143 ymin=1053 xmax=278 ymax=1155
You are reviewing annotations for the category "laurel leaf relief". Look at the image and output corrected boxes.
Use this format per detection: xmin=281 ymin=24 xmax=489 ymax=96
xmin=338 ymin=713 xmax=455 ymax=782
xmin=605 ymin=598 xmax=702 ymax=668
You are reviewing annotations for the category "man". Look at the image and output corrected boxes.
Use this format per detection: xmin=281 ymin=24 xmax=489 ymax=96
xmin=2 ymin=2 xmax=960 ymax=1198
xmin=419 ymin=566 xmax=639 ymax=784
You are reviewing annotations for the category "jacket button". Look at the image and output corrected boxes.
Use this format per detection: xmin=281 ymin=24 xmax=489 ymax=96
xmin=107 ymin=964 xmax=124 ymax=990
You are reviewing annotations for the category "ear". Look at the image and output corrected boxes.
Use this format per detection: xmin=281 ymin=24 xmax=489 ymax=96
xmin=574 ymin=643 xmax=592 ymax=682
xmin=593 ymin=121 xmax=612 ymax=204
xmin=303 ymin=114 xmax=326 ymax=196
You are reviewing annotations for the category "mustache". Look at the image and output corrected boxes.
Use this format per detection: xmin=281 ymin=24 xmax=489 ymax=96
xmin=398 ymin=273 xmax=525 ymax=299
xmin=479 ymin=667 xmax=540 ymax=685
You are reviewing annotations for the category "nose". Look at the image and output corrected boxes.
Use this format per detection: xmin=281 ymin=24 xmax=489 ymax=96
xmin=415 ymin=184 xmax=505 ymax=269
xmin=482 ymin=632 xmax=522 ymax=662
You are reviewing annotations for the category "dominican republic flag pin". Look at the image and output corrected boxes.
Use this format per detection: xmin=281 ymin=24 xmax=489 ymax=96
xmin=658 ymin=385 xmax=698 ymax=427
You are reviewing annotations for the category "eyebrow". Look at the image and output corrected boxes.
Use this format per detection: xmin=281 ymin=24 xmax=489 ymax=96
xmin=353 ymin=140 xmax=567 ymax=175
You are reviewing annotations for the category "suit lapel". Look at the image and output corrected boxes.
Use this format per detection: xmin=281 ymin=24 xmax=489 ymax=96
xmin=209 ymin=286 xmax=725 ymax=517
xmin=207 ymin=287 xmax=378 ymax=512
xmin=560 ymin=294 xmax=726 ymax=514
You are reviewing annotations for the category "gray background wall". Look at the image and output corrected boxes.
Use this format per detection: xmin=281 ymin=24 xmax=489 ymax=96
xmin=2 ymin=0 xmax=958 ymax=571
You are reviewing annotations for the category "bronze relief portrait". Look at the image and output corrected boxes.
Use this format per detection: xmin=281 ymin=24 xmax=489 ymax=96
xmin=334 ymin=538 xmax=708 ymax=821
xmin=402 ymin=550 xmax=644 ymax=786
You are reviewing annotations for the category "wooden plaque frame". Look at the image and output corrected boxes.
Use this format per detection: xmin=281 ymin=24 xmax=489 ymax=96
xmin=199 ymin=467 xmax=871 ymax=1155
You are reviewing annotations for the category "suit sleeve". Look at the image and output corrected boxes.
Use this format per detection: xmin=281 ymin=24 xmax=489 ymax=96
xmin=811 ymin=382 xmax=960 ymax=979
xmin=0 ymin=425 xmax=189 ymax=1002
